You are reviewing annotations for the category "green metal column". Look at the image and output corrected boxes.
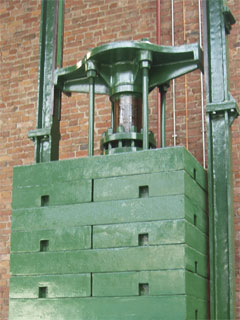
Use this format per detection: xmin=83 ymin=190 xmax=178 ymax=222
xmin=204 ymin=0 xmax=239 ymax=319
xmin=28 ymin=0 xmax=65 ymax=163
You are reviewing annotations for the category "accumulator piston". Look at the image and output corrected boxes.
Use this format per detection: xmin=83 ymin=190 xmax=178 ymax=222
xmin=54 ymin=40 xmax=203 ymax=155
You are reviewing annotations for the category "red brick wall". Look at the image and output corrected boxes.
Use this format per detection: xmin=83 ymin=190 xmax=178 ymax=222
xmin=0 ymin=1 xmax=40 ymax=318
xmin=0 ymin=0 xmax=239 ymax=319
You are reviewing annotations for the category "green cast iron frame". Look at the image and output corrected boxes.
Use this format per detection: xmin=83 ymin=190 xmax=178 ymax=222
xmin=28 ymin=0 xmax=239 ymax=319
xmin=28 ymin=0 xmax=64 ymax=163
xmin=30 ymin=1 xmax=203 ymax=159
xmin=204 ymin=0 xmax=239 ymax=319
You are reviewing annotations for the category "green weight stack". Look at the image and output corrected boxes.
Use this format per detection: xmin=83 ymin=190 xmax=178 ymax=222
xmin=9 ymin=147 xmax=208 ymax=319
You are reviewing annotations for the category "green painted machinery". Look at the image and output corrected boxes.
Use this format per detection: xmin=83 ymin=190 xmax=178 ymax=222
xmin=9 ymin=0 xmax=239 ymax=319
xmin=9 ymin=1 xmax=208 ymax=318
xmin=10 ymin=47 xmax=208 ymax=320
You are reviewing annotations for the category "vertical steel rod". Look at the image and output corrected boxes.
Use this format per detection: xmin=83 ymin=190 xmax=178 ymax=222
xmin=171 ymin=0 xmax=177 ymax=146
xmin=160 ymin=85 xmax=168 ymax=148
xmin=160 ymin=91 xmax=165 ymax=147
xmin=183 ymin=0 xmax=189 ymax=150
xmin=111 ymin=101 xmax=114 ymax=129
xmin=156 ymin=0 xmax=161 ymax=148
xmin=88 ymin=76 xmax=95 ymax=156
xmin=198 ymin=0 xmax=206 ymax=168
xmin=142 ymin=67 xmax=149 ymax=150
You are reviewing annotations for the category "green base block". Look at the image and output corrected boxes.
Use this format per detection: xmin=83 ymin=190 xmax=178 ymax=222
xmin=9 ymin=296 xmax=208 ymax=320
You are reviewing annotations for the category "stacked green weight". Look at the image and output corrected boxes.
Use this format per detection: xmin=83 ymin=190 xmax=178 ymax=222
xmin=9 ymin=147 xmax=208 ymax=320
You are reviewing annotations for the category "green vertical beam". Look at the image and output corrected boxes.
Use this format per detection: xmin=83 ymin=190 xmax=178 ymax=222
xmin=28 ymin=0 xmax=65 ymax=163
xmin=204 ymin=0 xmax=239 ymax=319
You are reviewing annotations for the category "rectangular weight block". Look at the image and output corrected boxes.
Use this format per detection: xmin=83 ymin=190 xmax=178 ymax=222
xmin=11 ymin=226 xmax=91 ymax=253
xmin=10 ymin=274 xmax=91 ymax=298
xmin=94 ymin=171 xmax=206 ymax=211
xmin=11 ymin=245 xmax=184 ymax=276
xmin=186 ymin=296 xmax=209 ymax=320
xmin=10 ymin=245 xmax=208 ymax=277
xmin=12 ymin=195 xmax=207 ymax=234
xmin=185 ymin=246 xmax=208 ymax=278
xmin=11 ymin=195 xmax=184 ymax=230
xmin=12 ymin=178 xmax=92 ymax=209
xmin=93 ymin=270 xmax=208 ymax=299
xmin=9 ymin=295 xmax=208 ymax=320
xmin=185 ymin=222 xmax=208 ymax=254
xmin=13 ymin=147 xmax=207 ymax=191
xmin=184 ymin=195 xmax=207 ymax=233
xmin=185 ymin=271 xmax=209 ymax=300
xmin=93 ymin=220 xmax=207 ymax=254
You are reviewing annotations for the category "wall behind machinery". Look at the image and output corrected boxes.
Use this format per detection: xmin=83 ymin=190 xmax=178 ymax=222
xmin=0 ymin=0 xmax=239 ymax=319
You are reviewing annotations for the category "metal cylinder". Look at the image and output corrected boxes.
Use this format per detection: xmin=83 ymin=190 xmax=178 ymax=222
xmin=112 ymin=94 xmax=142 ymax=133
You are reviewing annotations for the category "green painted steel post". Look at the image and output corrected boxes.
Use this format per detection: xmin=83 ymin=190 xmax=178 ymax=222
xmin=142 ymin=67 xmax=149 ymax=150
xmin=140 ymin=50 xmax=152 ymax=150
xmin=160 ymin=83 xmax=169 ymax=148
xmin=111 ymin=101 xmax=114 ymax=129
xmin=88 ymin=76 xmax=95 ymax=157
xmin=86 ymin=61 xmax=96 ymax=157
xmin=28 ymin=0 xmax=64 ymax=163
xmin=204 ymin=0 xmax=239 ymax=319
